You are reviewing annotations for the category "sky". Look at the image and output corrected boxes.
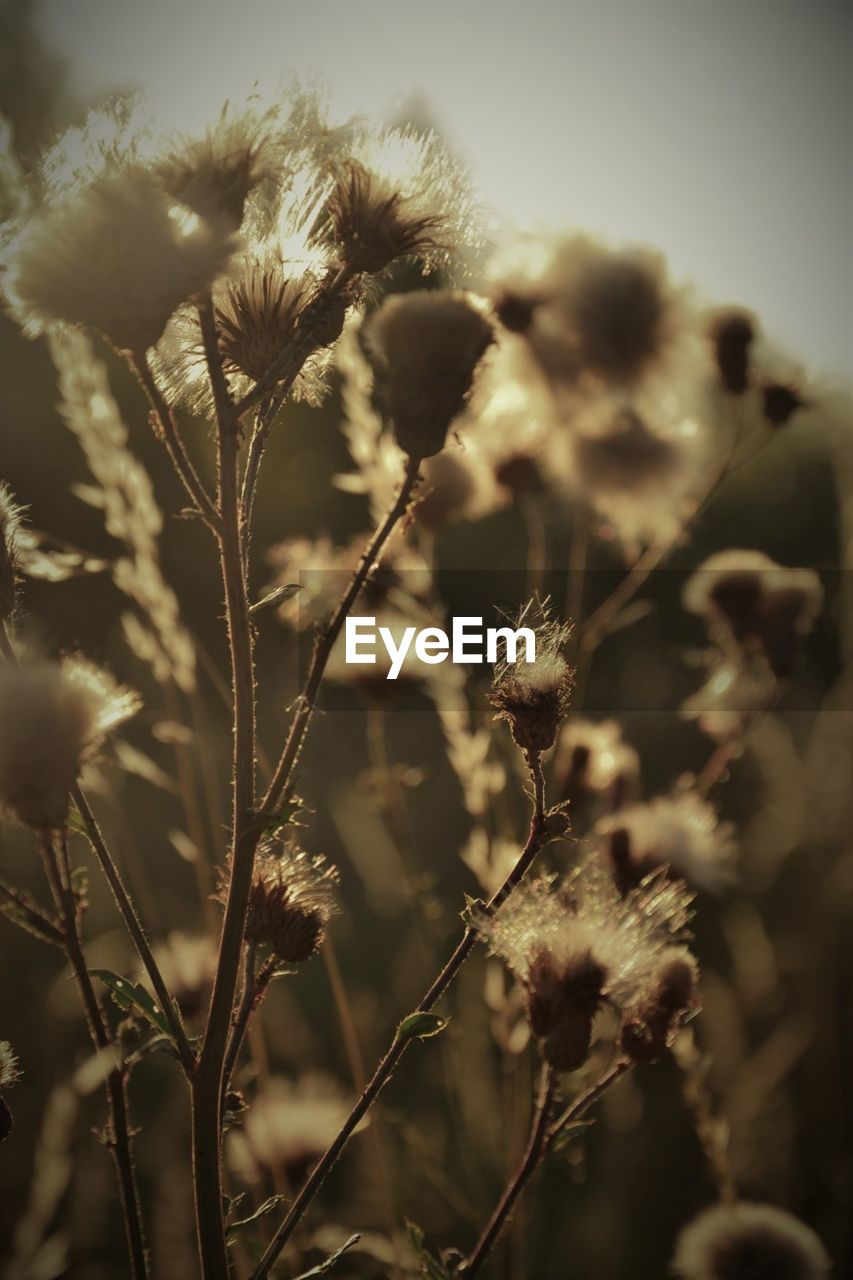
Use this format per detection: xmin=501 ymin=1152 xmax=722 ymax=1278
xmin=39 ymin=1 xmax=852 ymax=380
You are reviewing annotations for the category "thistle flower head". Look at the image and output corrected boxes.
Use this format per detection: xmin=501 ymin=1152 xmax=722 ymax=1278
xmin=157 ymin=107 xmax=276 ymax=233
xmin=0 ymin=483 xmax=25 ymax=621
xmin=6 ymin=165 xmax=235 ymax=351
xmin=476 ymin=858 xmax=693 ymax=1070
xmin=597 ymin=792 xmax=735 ymax=895
xmin=0 ymin=1040 xmax=20 ymax=1090
xmin=367 ymin=290 xmax=494 ymax=460
xmin=214 ymin=256 xmax=307 ymax=382
xmin=324 ymin=160 xmax=444 ymax=275
xmin=708 ymin=307 xmax=757 ymax=395
xmin=0 ymin=657 xmax=138 ymax=829
xmin=228 ymin=1075 xmax=356 ymax=1184
xmin=553 ymin=718 xmax=640 ymax=808
xmin=684 ymin=551 xmax=823 ymax=680
xmin=240 ymin=844 xmax=339 ymax=964
xmin=618 ymin=945 xmax=700 ymax=1062
xmin=672 ymin=1202 xmax=831 ymax=1280
xmin=489 ymin=604 xmax=573 ymax=754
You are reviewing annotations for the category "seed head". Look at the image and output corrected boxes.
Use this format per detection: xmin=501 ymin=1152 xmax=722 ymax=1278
xmin=367 ymin=290 xmax=494 ymax=460
xmin=215 ymin=258 xmax=307 ymax=382
xmin=7 ymin=165 xmax=235 ymax=351
xmin=672 ymin=1202 xmax=831 ymax=1280
xmin=239 ymin=845 xmax=338 ymax=964
xmin=761 ymin=381 xmax=807 ymax=429
xmin=598 ymin=792 xmax=735 ymax=895
xmin=0 ymin=483 xmax=25 ymax=622
xmin=489 ymin=605 xmax=573 ymax=754
xmin=325 ymin=161 xmax=445 ymax=275
xmin=158 ymin=110 xmax=274 ymax=233
xmin=619 ymin=946 xmax=699 ymax=1063
xmin=708 ymin=308 xmax=756 ymax=395
xmin=0 ymin=657 xmax=138 ymax=829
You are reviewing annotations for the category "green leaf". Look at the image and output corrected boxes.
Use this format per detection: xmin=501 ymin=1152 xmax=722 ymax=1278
xmin=249 ymin=583 xmax=302 ymax=614
xmin=397 ymin=1012 xmax=450 ymax=1044
xmin=255 ymin=797 xmax=303 ymax=840
xmin=225 ymin=1194 xmax=284 ymax=1245
xmin=292 ymin=1234 xmax=361 ymax=1278
xmin=405 ymin=1221 xmax=453 ymax=1279
xmin=90 ymin=969 xmax=175 ymax=1040
xmin=550 ymin=1118 xmax=595 ymax=1153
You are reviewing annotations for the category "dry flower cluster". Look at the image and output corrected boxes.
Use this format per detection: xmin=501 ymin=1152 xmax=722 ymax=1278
xmin=0 ymin=79 xmax=843 ymax=1280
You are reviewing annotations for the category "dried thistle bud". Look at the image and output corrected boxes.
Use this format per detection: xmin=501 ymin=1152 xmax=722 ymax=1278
xmin=527 ymin=947 xmax=608 ymax=1072
xmin=242 ymin=846 xmax=338 ymax=964
xmin=158 ymin=113 xmax=273 ymax=232
xmin=619 ymin=946 xmax=699 ymax=1063
xmin=326 ymin=161 xmax=444 ymax=275
xmin=599 ymin=792 xmax=735 ymax=895
xmin=8 ymin=166 xmax=235 ymax=351
xmin=0 ymin=483 xmax=25 ymax=622
xmin=672 ymin=1202 xmax=831 ymax=1280
xmin=708 ymin=308 xmax=755 ymax=395
xmin=215 ymin=260 xmax=306 ymax=382
xmin=0 ymin=1039 xmax=21 ymax=1142
xmin=367 ymin=291 xmax=494 ymax=460
xmin=493 ymin=288 xmax=541 ymax=335
xmin=489 ymin=608 xmax=573 ymax=754
xmin=0 ymin=657 xmax=138 ymax=829
xmin=761 ymin=381 xmax=807 ymax=428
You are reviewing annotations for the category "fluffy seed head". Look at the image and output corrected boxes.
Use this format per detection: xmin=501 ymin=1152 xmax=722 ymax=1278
xmin=489 ymin=606 xmax=573 ymax=754
xmin=619 ymin=945 xmax=699 ymax=1063
xmin=708 ymin=308 xmax=756 ymax=395
xmin=239 ymin=845 xmax=338 ymax=964
xmin=0 ymin=657 xmax=138 ymax=829
xmin=0 ymin=1041 xmax=20 ymax=1090
xmin=158 ymin=110 xmax=274 ymax=232
xmin=672 ymin=1202 xmax=831 ymax=1280
xmin=215 ymin=258 xmax=307 ymax=382
xmin=325 ymin=160 xmax=445 ymax=274
xmin=0 ymin=483 xmax=25 ymax=621
xmin=228 ymin=1075 xmax=356 ymax=1185
xmin=553 ymin=718 xmax=640 ymax=810
xmin=598 ymin=792 xmax=735 ymax=895
xmin=368 ymin=290 xmax=494 ymax=460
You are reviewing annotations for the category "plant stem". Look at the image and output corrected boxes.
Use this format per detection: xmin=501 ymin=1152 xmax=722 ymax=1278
xmin=191 ymin=299 xmax=258 ymax=1280
xmin=460 ymin=1058 xmax=631 ymax=1278
xmin=259 ymin=455 xmax=421 ymax=819
xmin=459 ymin=1063 xmax=556 ymax=1279
xmin=72 ymin=784 xmax=196 ymax=1074
xmin=222 ymin=944 xmax=276 ymax=1099
xmin=131 ymin=352 xmax=221 ymax=533
xmin=0 ymin=875 xmax=64 ymax=945
xmin=40 ymin=832 xmax=149 ymax=1280
xmin=252 ymin=753 xmax=553 ymax=1279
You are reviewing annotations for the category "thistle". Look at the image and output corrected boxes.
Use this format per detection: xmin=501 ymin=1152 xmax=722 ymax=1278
xmin=672 ymin=1202 xmax=831 ymax=1280
xmin=0 ymin=482 xmax=24 ymax=622
xmin=231 ymin=844 xmax=338 ymax=964
xmin=489 ymin=606 xmax=573 ymax=754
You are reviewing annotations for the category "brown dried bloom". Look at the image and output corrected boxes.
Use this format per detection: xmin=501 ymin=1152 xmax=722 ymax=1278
xmin=215 ymin=258 xmax=307 ymax=382
xmin=684 ymin=551 xmax=823 ymax=680
xmin=672 ymin=1202 xmax=831 ymax=1280
xmin=0 ymin=482 xmax=25 ymax=621
xmin=552 ymin=718 xmax=640 ymax=813
xmin=761 ymin=381 xmax=807 ymax=429
xmin=0 ymin=1039 xmax=21 ymax=1142
xmin=238 ymin=845 xmax=338 ymax=964
xmin=475 ymin=859 xmax=693 ymax=1072
xmin=0 ymin=657 xmax=138 ymax=829
xmin=228 ymin=1075 xmax=358 ymax=1186
xmin=708 ymin=308 xmax=756 ymax=395
xmin=158 ymin=108 xmax=274 ymax=232
xmin=489 ymin=605 xmax=573 ymax=754
xmin=326 ymin=160 xmax=444 ymax=274
xmin=367 ymin=290 xmax=494 ymax=460
xmin=618 ymin=945 xmax=699 ymax=1063
xmin=597 ymin=792 xmax=735 ymax=895
xmin=7 ymin=165 xmax=235 ymax=351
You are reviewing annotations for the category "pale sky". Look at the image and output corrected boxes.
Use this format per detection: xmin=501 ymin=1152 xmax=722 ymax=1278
xmin=40 ymin=0 xmax=852 ymax=380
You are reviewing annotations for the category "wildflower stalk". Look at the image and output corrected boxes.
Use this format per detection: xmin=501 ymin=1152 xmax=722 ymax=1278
xmin=191 ymin=297 xmax=258 ymax=1280
xmin=0 ymin=875 xmax=64 ymax=945
xmin=252 ymin=752 xmax=554 ymax=1279
xmin=460 ymin=1057 xmax=631 ymax=1277
xmin=258 ymin=454 xmax=422 ymax=821
xmin=460 ymin=1062 xmax=556 ymax=1278
xmin=222 ymin=942 xmax=276 ymax=1098
xmin=71 ymin=784 xmax=196 ymax=1073
xmin=38 ymin=830 xmax=149 ymax=1280
xmin=131 ymin=352 xmax=222 ymax=533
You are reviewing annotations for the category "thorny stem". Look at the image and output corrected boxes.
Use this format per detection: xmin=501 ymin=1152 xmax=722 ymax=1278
xmin=222 ymin=943 xmax=276 ymax=1100
xmin=259 ymin=455 xmax=422 ymax=820
xmin=459 ymin=1058 xmax=632 ymax=1278
xmin=191 ymin=298 xmax=258 ymax=1280
xmin=131 ymin=353 xmax=222 ymax=534
xmin=459 ymin=1064 xmax=556 ymax=1279
xmin=252 ymin=753 xmax=555 ymax=1279
xmin=0 ymin=875 xmax=63 ymax=945
xmin=72 ymin=784 xmax=196 ymax=1074
xmin=39 ymin=832 xmax=149 ymax=1280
